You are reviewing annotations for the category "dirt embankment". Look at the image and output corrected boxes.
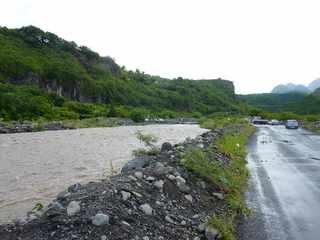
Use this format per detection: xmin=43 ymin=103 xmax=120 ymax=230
xmin=0 ymin=129 xmax=234 ymax=240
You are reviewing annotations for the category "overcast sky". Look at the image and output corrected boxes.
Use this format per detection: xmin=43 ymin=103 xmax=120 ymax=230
xmin=1 ymin=0 xmax=320 ymax=94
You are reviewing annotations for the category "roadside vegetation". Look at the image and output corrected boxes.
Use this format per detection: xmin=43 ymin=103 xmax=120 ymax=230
xmin=182 ymin=117 xmax=255 ymax=240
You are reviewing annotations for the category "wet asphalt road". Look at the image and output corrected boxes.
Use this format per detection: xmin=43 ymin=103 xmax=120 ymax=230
xmin=238 ymin=125 xmax=320 ymax=240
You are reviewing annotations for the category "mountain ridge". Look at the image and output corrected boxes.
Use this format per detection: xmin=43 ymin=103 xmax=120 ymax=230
xmin=271 ymin=79 xmax=320 ymax=94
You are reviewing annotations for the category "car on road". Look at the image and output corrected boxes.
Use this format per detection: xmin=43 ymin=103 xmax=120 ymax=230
xmin=285 ymin=120 xmax=299 ymax=129
xmin=269 ymin=119 xmax=281 ymax=125
xmin=251 ymin=117 xmax=269 ymax=125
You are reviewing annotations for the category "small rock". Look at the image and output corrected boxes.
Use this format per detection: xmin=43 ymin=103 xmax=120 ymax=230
xmin=154 ymin=180 xmax=164 ymax=190
xmin=43 ymin=201 xmax=64 ymax=219
xmin=193 ymin=237 xmax=201 ymax=240
xmin=92 ymin=213 xmax=110 ymax=226
xmin=167 ymin=174 xmax=176 ymax=181
xmin=161 ymin=142 xmax=173 ymax=152
xmin=101 ymin=235 xmax=107 ymax=240
xmin=165 ymin=215 xmax=176 ymax=224
xmin=57 ymin=191 xmax=70 ymax=201
xmin=67 ymin=201 xmax=80 ymax=216
xmin=140 ymin=204 xmax=153 ymax=215
xmin=205 ymin=226 xmax=219 ymax=240
xmin=68 ymin=183 xmax=81 ymax=193
xmin=213 ymin=192 xmax=224 ymax=200
xmin=185 ymin=194 xmax=193 ymax=202
xmin=133 ymin=191 xmax=143 ymax=198
xmin=134 ymin=171 xmax=143 ymax=179
xmin=121 ymin=221 xmax=131 ymax=227
xmin=121 ymin=156 xmax=153 ymax=173
xmin=177 ymin=181 xmax=191 ymax=193
xmin=199 ymin=181 xmax=206 ymax=189
xmin=121 ymin=191 xmax=131 ymax=201
xmin=146 ymin=176 xmax=156 ymax=181
xmin=175 ymin=176 xmax=186 ymax=184
xmin=142 ymin=237 xmax=150 ymax=240
xmin=198 ymin=223 xmax=206 ymax=232
xmin=128 ymin=175 xmax=138 ymax=181
xmin=154 ymin=163 xmax=173 ymax=176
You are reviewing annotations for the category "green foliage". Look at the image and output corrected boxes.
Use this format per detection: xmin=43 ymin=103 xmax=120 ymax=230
xmin=207 ymin=216 xmax=235 ymax=240
xmin=0 ymin=83 xmax=108 ymax=121
xmin=0 ymin=26 xmax=243 ymax=122
xmin=32 ymin=202 xmax=44 ymax=213
xmin=239 ymin=93 xmax=306 ymax=112
xmin=130 ymin=109 xmax=148 ymax=122
xmin=240 ymin=92 xmax=320 ymax=115
xmin=135 ymin=130 xmax=158 ymax=147
xmin=107 ymin=104 xmax=118 ymax=117
xmin=133 ymin=131 xmax=160 ymax=157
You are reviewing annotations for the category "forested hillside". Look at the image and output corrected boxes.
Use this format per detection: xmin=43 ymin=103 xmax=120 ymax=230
xmin=0 ymin=26 xmax=242 ymax=121
xmin=240 ymin=92 xmax=320 ymax=115
xmin=238 ymin=93 xmax=306 ymax=111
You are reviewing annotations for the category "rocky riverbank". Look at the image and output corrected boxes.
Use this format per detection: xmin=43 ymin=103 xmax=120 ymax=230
xmin=0 ymin=118 xmax=198 ymax=134
xmin=0 ymin=128 xmax=239 ymax=240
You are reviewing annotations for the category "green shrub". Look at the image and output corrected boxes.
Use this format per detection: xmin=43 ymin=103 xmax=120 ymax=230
xmin=133 ymin=130 xmax=160 ymax=157
xmin=130 ymin=109 xmax=147 ymax=122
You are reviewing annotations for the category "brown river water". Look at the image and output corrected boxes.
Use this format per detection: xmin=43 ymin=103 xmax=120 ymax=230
xmin=0 ymin=124 xmax=207 ymax=223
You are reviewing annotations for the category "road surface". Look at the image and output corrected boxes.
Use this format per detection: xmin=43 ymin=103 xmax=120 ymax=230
xmin=238 ymin=125 xmax=320 ymax=240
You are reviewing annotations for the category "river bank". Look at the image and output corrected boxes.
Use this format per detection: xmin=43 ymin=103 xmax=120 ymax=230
xmin=0 ymin=117 xmax=198 ymax=134
xmin=0 ymin=124 xmax=207 ymax=223
xmin=0 ymin=122 xmax=254 ymax=240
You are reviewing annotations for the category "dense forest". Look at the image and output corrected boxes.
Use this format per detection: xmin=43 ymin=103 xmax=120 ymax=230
xmin=240 ymin=91 xmax=320 ymax=115
xmin=238 ymin=93 xmax=306 ymax=112
xmin=0 ymin=26 xmax=243 ymax=121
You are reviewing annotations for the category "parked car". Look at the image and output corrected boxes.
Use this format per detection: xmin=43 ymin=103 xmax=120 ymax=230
xmin=252 ymin=117 xmax=269 ymax=125
xmin=285 ymin=120 xmax=299 ymax=129
xmin=269 ymin=119 xmax=280 ymax=125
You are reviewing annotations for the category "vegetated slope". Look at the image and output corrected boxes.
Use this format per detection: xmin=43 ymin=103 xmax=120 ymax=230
xmin=284 ymin=94 xmax=320 ymax=114
xmin=238 ymin=92 xmax=306 ymax=112
xmin=240 ymin=91 xmax=320 ymax=115
xmin=0 ymin=26 xmax=241 ymax=121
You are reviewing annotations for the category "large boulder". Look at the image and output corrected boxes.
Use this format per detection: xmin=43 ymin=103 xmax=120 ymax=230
xmin=121 ymin=156 xmax=153 ymax=173
xmin=161 ymin=142 xmax=173 ymax=152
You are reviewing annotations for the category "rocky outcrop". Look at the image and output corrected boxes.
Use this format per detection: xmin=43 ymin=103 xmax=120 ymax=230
xmin=0 ymin=130 xmax=228 ymax=240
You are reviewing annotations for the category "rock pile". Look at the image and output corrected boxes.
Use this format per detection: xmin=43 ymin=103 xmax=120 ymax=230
xmin=0 ymin=130 xmax=229 ymax=240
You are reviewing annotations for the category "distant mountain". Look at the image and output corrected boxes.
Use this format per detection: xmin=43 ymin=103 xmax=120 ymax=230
xmin=308 ymin=79 xmax=320 ymax=92
xmin=271 ymin=83 xmax=311 ymax=94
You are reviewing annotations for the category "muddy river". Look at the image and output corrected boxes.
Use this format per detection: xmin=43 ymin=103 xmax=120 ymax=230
xmin=0 ymin=124 xmax=207 ymax=223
